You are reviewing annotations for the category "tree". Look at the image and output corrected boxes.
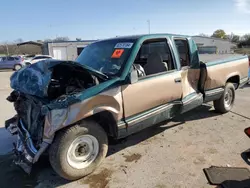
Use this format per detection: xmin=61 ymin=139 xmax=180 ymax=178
xmin=198 ymin=33 xmax=209 ymax=37
xmin=242 ymin=34 xmax=250 ymax=42
xmin=238 ymin=34 xmax=250 ymax=48
xmin=14 ymin=38 xmax=23 ymax=43
xmin=76 ymin=38 xmax=82 ymax=41
xmin=0 ymin=42 xmax=9 ymax=55
xmin=211 ymin=29 xmax=226 ymax=39
xmin=53 ymin=36 xmax=69 ymax=42
xmin=231 ymin=35 xmax=240 ymax=43
xmin=43 ymin=39 xmax=52 ymax=43
xmin=224 ymin=35 xmax=230 ymax=40
xmin=44 ymin=36 xmax=69 ymax=43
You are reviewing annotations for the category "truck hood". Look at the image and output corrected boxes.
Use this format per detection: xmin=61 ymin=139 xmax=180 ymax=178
xmin=10 ymin=59 xmax=120 ymax=113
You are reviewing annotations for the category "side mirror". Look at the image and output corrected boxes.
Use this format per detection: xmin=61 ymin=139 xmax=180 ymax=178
xmin=128 ymin=68 xmax=138 ymax=84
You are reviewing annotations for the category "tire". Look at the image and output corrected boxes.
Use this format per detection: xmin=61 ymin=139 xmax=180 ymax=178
xmin=14 ymin=64 xmax=22 ymax=71
xmin=49 ymin=120 xmax=108 ymax=180
xmin=213 ymin=83 xmax=235 ymax=113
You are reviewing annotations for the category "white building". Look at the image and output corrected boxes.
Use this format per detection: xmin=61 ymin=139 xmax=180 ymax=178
xmin=192 ymin=36 xmax=236 ymax=54
xmin=44 ymin=40 xmax=96 ymax=60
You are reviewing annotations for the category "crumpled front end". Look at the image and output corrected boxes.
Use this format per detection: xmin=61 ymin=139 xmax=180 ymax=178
xmin=5 ymin=92 xmax=49 ymax=173
xmin=5 ymin=60 xmax=109 ymax=174
xmin=6 ymin=117 xmax=48 ymax=173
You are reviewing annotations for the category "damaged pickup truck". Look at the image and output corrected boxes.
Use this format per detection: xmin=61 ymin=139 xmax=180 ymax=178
xmin=5 ymin=34 xmax=249 ymax=180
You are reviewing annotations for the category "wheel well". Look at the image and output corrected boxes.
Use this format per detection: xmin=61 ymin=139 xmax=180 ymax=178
xmin=226 ymin=75 xmax=240 ymax=89
xmin=87 ymin=111 xmax=118 ymax=138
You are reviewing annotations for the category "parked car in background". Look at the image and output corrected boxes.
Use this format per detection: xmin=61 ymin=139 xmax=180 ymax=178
xmin=23 ymin=55 xmax=53 ymax=65
xmin=22 ymin=54 xmax=36 ymax=64
xmin=0 ymin=56 xmax=23 ymax=70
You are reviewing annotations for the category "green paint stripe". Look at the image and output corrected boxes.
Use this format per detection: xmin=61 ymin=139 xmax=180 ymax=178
xmin=206 ymin=55 xmax=248 ymax=67
xmin=182 ymin=92 xmax=197 ymax=101
xmin=205 ymin=87 xmax=224 ymax=92
xmin=125 ymin=100 xmax=181 ymax=122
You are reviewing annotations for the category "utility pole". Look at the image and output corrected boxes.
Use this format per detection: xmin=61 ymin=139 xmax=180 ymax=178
xmin=147 ymin=20 xmax=151 ymax=34
xmin=5 ymin=44 xmax=9 ymax=55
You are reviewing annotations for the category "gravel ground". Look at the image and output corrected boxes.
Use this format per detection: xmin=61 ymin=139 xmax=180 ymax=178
xmin=0 ymin=71 xmax=249 ymax=188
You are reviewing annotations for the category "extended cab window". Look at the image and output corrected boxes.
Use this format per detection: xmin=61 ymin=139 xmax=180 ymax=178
xmin=174 ymin=39 xmax=190 ymax=67
xmin=134 ymin=39 xmax=175 ymax=78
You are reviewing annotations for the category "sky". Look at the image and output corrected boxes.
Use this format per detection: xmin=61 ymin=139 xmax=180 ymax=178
xmin=0 ymin=0 xmax=250 ymax=42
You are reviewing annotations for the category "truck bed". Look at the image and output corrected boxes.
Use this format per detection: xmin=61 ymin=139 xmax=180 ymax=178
xmin=202 ymin=54 xmax=249 ymax=91
xmin=199 ymin=54 xmax=244 ymax=63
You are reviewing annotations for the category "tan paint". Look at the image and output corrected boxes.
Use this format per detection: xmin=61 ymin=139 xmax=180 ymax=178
xmin=181 ymin=68 xmax=200 ymax=98
xmin=43 ymin=87 xmax=123 ymax=140
xmin=121 ymin=71 xmax=182 ymax=118
xmin=43 ymin=58 xmax=248 ymax=141
xmin=205 ymin=58 xmax=248 ymax=90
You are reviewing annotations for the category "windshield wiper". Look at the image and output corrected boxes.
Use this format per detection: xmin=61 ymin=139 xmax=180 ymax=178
xmin=94 ymin=71 xmax=109 ymax=80
xmin=74 ymin=62 xmax=109 ymax=80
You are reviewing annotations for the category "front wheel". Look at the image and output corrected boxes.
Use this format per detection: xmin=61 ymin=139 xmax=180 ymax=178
xmin=49 ymin=120 xmax=108 ymax=180
xmin=213 ymin=83 xmax=235 ymax=113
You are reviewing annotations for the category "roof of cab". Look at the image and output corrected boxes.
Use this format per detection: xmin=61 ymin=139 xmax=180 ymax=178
xmin=97 ymin=33 xmax=190 ymax=42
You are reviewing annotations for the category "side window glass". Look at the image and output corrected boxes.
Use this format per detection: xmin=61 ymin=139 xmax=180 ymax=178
xmin=133 ymin=39 xmax=175 ymax=78
xmin=174 ymin=39 xmax=190 ymax=68
xmin=7 ymin=57 xmax=15 ymax=61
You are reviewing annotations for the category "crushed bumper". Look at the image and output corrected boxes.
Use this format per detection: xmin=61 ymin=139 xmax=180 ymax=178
xmin=5 ymin=116 xmax=48 ymax=174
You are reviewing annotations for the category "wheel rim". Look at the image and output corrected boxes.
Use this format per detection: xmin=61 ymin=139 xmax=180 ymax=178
xmin=67 ymin=135 xmax=99 ymax=169
xmin=224 ymin=89 xmax=233 ymax=108
xmin=15 ymin=65 xmax=21 ymax=70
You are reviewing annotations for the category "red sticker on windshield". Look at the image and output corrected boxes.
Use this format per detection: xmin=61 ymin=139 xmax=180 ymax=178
xmin=111 ymin=49 xmax=124 ymax=58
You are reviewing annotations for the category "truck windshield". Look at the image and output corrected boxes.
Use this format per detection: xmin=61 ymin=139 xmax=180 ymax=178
xmin=76 ymin=39 xmax=135 ymax=77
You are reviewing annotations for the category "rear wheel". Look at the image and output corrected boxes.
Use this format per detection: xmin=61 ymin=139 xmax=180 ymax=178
xmin=213 ymin=83 xmax=235 ymax=113
xmin=14 ymin=64 xmax=22 ymax=71
xmin=49 ymin=120 xmax=108 ymax=180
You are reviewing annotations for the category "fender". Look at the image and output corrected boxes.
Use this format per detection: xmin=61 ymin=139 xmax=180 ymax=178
xmin=43 ymin=87 xmax=123 ymax=142
xmin=226 ymin=72 xmax=240 ymax=83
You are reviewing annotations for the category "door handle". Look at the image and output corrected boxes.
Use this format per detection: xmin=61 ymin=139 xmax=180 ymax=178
xmin=174 ymin=78 xmax=182 ymax=83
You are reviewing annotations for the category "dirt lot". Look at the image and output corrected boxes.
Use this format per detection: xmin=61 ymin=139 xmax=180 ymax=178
xmin=0 ymin=71 xmax=250 ymax=188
